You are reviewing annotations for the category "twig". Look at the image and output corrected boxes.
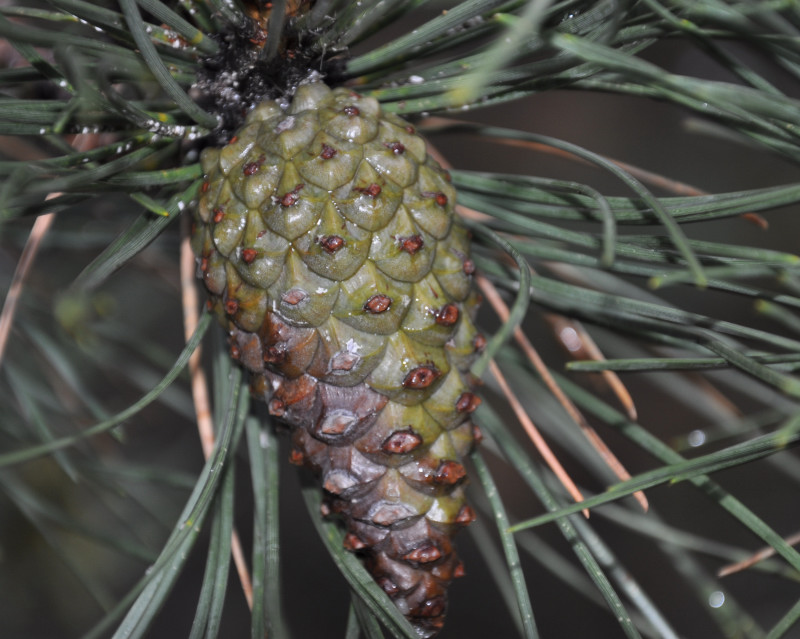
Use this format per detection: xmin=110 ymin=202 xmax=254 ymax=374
xmin=477 ymin=274 xmax=649 ymax=513
xmin=0 ymin=211 xmax=55 ymax=367
xmin=718 ymin=530 xmax=800 ymax=578
xmin=179 ymin=220 xmax=216 ymax=458
xmin=547 ymin=259 xmax=746 ymax=427
xmin=544 ymin=314 xmax=638 ymax=422
xmin=0 ymin=134 xmax=96 ymax=368
xmin=180 ymin=214 xmax=254 ymax=610
xmin=229 ymin=533 xmax=253 ymax=610
xmin=488 ymin=359 xmax=589 ymax=517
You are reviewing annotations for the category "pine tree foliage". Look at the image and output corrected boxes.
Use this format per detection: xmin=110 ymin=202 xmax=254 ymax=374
xmin=1 ymin=1 xmax=800 ymax=637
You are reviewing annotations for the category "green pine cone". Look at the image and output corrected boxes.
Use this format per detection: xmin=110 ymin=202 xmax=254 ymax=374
xmin=192 ymin=82 xmax=483 ymax=637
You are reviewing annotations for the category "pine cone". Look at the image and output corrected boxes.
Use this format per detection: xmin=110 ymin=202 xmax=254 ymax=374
xmin=192 ymin=82 xmax=483 ymax=637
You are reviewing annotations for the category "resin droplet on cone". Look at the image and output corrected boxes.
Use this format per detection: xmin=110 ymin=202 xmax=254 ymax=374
xmin=192 ymin=82 xmax=483 ymax=637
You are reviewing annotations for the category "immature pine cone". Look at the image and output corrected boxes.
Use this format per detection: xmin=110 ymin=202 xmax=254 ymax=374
xmin=192 ymin=82 xmax=483 ymax=637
